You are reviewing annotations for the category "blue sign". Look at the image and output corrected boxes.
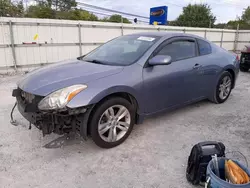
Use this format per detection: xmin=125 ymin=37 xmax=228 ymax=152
xmin=150 ymin=6 xmax=168 ymax=25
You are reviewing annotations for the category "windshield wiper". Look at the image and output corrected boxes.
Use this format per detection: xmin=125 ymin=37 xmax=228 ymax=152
xmin=84 ymin=59 xmax=105 ymax=64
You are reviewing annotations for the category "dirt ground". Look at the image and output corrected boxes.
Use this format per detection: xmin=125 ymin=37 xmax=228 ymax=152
xmin=0 ymin=73 xmax=250 ymax=188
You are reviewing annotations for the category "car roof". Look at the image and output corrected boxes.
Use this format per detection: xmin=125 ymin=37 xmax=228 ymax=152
xmin=128 ymin=32 xmax=204 ymax=40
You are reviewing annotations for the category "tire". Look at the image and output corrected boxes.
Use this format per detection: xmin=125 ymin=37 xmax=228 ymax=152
xmin=90 ymin=97 xmax=135 ymax=148
xmin=240 ymin=66 xmax=249 ymax=72
xmin=213 ymin=71 xmax=233 ymax=104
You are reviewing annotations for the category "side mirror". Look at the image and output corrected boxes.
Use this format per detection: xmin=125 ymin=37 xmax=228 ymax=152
xmin=148 ymin=55 xmax=172 ymax=66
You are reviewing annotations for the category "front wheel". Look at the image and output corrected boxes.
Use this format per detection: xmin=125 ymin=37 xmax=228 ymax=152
xmin=213 ymin=71 xmax=233 ymax=104
xmin=90 ymin=97 xmax=135 ymax=148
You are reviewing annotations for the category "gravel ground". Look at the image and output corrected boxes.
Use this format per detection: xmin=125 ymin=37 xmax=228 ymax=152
xmin=0 ymin=73 xmax=250 ymax=188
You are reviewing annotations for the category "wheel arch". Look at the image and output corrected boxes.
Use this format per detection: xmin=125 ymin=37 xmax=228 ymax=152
xmin=209 ymin=67 xmax=236 ymax=103
xmin=225 ymin=68 xmax=236 ymax=89
xmin=86 ymin=91 xmax=142 ymax=135
xmin=91 ymin=92 xmax=139 ymax=113
xmin=88 ymin=86 xmax=142 ymax=113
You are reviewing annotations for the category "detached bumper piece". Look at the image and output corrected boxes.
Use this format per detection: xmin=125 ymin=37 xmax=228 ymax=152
xmin=12 ymin=88 xmax=92 ymax=140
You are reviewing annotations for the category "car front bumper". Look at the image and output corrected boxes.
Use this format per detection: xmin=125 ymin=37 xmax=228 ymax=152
xmin=12 ymin=88 xmax=93 ymax=139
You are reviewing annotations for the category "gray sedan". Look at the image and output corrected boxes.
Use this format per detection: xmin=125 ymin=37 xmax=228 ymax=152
xmin=12 ymin=32 xmax=239 ymax=148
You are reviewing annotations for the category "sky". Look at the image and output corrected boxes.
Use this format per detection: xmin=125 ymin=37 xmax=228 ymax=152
xmin=81 ymin=0 xmax=249 ymax=23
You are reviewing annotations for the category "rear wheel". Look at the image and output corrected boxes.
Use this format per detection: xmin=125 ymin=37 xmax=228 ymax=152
xmin=90 ymin=97 xmax=135 ymax=148
xmin=213 ymin=71 xmax=233 ymax=104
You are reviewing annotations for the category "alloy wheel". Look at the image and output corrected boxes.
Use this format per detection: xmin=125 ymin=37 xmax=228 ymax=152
xmin=218 ymin=76 xmax=232 ymax=100
xmin=98 ymin=105 xmax=131 ymax=142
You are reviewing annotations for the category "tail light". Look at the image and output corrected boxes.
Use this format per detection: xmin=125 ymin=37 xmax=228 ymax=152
xmin=236 ymin=55 xmax=240 ymax=61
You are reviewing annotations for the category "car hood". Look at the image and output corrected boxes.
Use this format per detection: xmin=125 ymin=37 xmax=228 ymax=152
xmin=18 ymin=59 xmax=123 ymax=96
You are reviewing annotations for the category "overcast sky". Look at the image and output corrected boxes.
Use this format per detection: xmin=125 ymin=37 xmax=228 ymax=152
xmin=81 ymin=0 xmax=249 ymax=23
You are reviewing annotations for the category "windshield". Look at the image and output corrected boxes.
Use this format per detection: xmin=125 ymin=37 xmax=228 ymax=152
xmin=81 ymin=35 xmax=159 ymax=66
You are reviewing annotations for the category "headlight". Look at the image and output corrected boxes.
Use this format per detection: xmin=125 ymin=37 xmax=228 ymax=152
xmin=38 ymin=85 xmax=87 ymax=110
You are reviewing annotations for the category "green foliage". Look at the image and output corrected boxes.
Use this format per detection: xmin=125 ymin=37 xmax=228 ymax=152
xmin=215 ymin=7 xmax=250 ymax=30
xmin=50 ymin=0 xmax=77 ymax=11
xmin=106 ymin=14 xmax=131 ymax=23
xmin=242 ymin=6 xmax=250 ymax=23
xmin=0 ymin=0 xmax=24 ymax=17
xmin=100 ymin=17 xmax=109 ymax=22
xmin=56 ymin=9 xmax=98 ymax=21
xmin=175 ymin=4 xmax=216 ymax=28
xmin=213 ymin=23 xmax=227 ymax=29
xmin=227 ymin=20 xmax=250 ymax=30
xmin=26 ymin=4 xmax=55 ymax=19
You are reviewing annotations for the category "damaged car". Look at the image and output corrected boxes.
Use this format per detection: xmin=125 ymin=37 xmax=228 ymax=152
xmin=12 ymin=32 xmax=239 ymax=148
xmin=239 ymin=45 xmax=250 ymax=72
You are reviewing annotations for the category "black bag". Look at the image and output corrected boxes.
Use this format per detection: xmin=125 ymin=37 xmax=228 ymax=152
xmin=186 ymin=141 xmax=226 ymax=185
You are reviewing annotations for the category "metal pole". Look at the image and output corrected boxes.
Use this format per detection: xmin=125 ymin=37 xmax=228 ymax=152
xmin=9 ymin=20 xmax=17 ymax=70
xmin=233 ymin=24 xmax=239 ymax=52
xmin=121 ymin=15 xmax=123 ymax=36
xmin=78 ymin=23 xmax=82 ymax=56
xmin=204 ymin=29 xmax=207 ymax=39
xmin=209 ymin=20 xmax=211 ymax=28
xmin=220 ymin=30 xmax=224 ymax=47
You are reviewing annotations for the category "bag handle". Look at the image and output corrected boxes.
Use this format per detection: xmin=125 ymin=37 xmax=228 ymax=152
xmin=205 ymin=177 xmax=211 ymax=188
xmin=226 ymin=151 xmax=248 ymax=167
xmin=198 ymin=141 xmax=220 ymax=147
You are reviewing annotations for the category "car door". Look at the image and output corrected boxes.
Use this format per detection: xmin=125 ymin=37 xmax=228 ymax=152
xmin=195 ymin=38 xmax=217 ymax=95
xmin=142 ymin=37 xmax=204 ymax=114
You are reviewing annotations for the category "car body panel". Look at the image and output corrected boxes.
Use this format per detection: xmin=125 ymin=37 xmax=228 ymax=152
xmin=143 ymin=56 xmax=205 ymax=113
xmin=67 ymin=63 xmax=144 ymax=114
xmin=18 ymin=59 xmax=123 ymax=96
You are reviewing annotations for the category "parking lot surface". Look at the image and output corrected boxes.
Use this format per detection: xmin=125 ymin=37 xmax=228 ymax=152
xmin=0 ymin=73 xmax=250 ymax=188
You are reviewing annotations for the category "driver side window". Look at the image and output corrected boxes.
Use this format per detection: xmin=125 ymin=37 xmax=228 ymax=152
xmin=157 ymin=40 xmax=196 ymax=62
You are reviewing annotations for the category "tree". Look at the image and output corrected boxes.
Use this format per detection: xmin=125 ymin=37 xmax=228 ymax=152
xmin=34 ymin=0 xmax=76 ymax=11
xmin=175 ymin=4 xmax=216 ymax=28
xmin=25 ymin=4 xmax=55 ymax=19
xmin=100 ymin=17 xmax=109 ymax=22
xmin=242 ymin=6 xmax=250 ymax=24
xmin=0 ymin=0 xmax=24 ymax=17
xmin=214 ymin=23 xmax=227 ymax=29
xmin=50 ymin=0 xmax=77 ymax=11
xmin=105 ymin=14 xmax=131 ymax=23
xmin=56 ymin=9 xmax=98 ymax=21
xmin=227 ymin=20 xmax=250 ymax=30
xmin=225 ymin=7 xmax=250 ymax=30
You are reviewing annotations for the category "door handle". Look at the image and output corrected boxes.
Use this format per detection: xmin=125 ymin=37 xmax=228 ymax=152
xmin=193 ymin=63 xmax=202 ymax=69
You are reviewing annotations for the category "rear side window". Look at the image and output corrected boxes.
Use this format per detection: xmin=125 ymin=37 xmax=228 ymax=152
xmin=197 ymin=39 xmax=212 ymax=56
xmin=157 ymin=40 xmax=196 ymax=62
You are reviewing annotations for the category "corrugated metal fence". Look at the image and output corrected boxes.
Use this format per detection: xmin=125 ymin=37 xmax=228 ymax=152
xmin=1 ymin=17 xmax=250 ymax=73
